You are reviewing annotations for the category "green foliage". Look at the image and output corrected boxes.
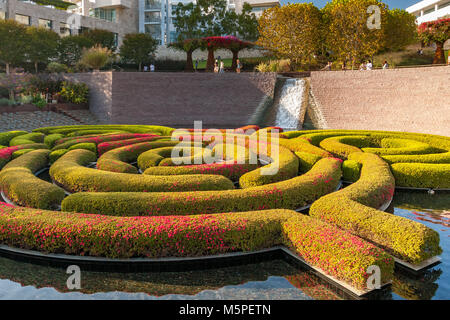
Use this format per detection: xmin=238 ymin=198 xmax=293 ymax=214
xmin=57 ymin=35 xmax=95 ymax=67
xmin=11 ymin=149 xmax=34 ymax=159
xmin=342 ymin=160 xmax=361 ymax=182
xmin=46 ymin=62 xmax=68 ymax=73
xmin=68 ymin=142 xmax=97 ymax=154
xmin=61 ymin=158 xmax=342 ymax=216
xmin=44 ymin=133 xmax=65 ymax=148
xmin=384 ymin=9 xmax=417 ymax=51
xmin=49 ymin=149 xmax=69 ymax=164
xmin=0 ymin=149 xmax=65 ymax=209
xmin=119 ymin=33 xmax=158 ymax=71
xmin=310 ymin=152 xmax=442 ymax=264
xmin=50 ymin=149 xmax=234 ymax=193
xmin=295 ymin=151 xmax=323 ymax=173
xmin=391 ymin=163 xmax=450 ymax=188
xmin=0 ymin=131 xmax=28 ymax=146
xmin=9 ymin=132 xmax=45 ymax=146
xmin=82 ymin=29 xmax=117 ymax=51
xmin=79 ymin=45 xmax=111 ymax=70
xmin=59 ymin=81 xmax=89 ymax=104
xmin=0 ymin=20 xmax=29 ymax=74
xmin=257 ymin=3 xmax=323 ymax=67
xmin=26 ymin=26 xmax=59 ymax=73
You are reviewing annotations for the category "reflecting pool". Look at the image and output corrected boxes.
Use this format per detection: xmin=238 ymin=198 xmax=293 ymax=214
xmin=0 ymin=191 xmax=448 ymax=300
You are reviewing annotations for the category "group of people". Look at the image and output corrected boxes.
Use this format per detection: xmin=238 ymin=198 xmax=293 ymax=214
xmin=143 ymin=64 xmax=155 ymax=72
xmin=193 ymin=57 xmax=242 ymax=73
xmin=322 ymin=59 xmax=389 ymax=71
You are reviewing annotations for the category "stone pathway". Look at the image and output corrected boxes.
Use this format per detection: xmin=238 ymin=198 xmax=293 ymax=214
xmin=0 ymin=110 xmax=102 ymax=133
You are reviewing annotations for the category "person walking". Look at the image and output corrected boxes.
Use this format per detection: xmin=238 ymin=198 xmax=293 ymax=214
xmin=366 ymin=60 xmax=373 ymax=70
xmin=214 ymin=59 xmax=219 ymax=73
xmin=150 ymin=64 xmax=155 ymax=72
xmin=195 ymin=59 xmax=199 ymax=72
xmin=236 ymin=59 xmax=242 ymax=73
xmin=382 ymin=60 xmax=389 ymax=69
xmin=219 ymin=60 xmax=225 ymax=73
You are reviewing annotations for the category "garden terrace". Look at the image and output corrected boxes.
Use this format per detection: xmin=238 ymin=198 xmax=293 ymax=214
xmin=0 ymin=125 xmax=447 ymax=294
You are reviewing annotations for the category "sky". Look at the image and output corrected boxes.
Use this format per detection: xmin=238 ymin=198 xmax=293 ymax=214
xmin=279 ymin=0 xmax=420 ymax=9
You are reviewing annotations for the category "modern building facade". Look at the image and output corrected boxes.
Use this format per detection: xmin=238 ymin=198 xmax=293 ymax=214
xmin=138 ymin=0 xmax=279 ymax=45
xmin=0 ymin=0 xmax=279 ymax=47
xmin=406 ymin=0 xmax=450 ymax=24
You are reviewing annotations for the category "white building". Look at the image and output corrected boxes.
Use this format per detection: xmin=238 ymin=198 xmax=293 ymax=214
xmin=406 ymin=0 xmax=450 ymax=24
xmin=138 ymin=0 xmax=280 ymax=45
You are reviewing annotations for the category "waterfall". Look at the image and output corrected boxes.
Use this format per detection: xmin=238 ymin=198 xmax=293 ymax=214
xmin=274 ymin=78 xmax=306 ymax=130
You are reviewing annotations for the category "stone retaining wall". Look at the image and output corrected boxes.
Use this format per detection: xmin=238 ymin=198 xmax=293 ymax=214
xmin=310 ymin=66 xmax=450 ymax=136
xmin=65 ymin=72 xmax=277 ymax=128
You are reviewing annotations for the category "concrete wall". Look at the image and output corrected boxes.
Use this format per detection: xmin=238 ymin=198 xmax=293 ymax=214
xmin=66 ymin=72 xmax=277 ymax=128
xmin=310 ymin=66 xmax=450 ymax=136
xmin=155 ymin=46 xmax=267 ymax=61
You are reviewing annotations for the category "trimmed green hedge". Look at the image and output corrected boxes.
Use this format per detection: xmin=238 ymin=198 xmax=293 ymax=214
xmin=295 ymin=151 xmax=323 ymax=173
xmin=309 ymin=152 xmax=442 ymax=264
xmin=363 ymin=138 xmax=441 ymax=156
xmin=0 ymin=143 xmax=49 ymax=169
xmin=9 ymin=132 xmax=45 ymax=146
xmin=239 ymin=146 xmax=299 ymax=188
xmin=0 ymin=204 xmax=394 ymax=290
xmin=342 ymin=160 xmax=361 ymax=182
xmin=0 ymin=131 xmax=28 ymax=146
xmin=50 ymin=149 xmax=235 ymax=193
xmin=0 ymin=149 xmax=65 ymax=209
xmin=391 ymin=163 xmax=450 ymax=189
xmin=34 ymin=125 xmax=175 ymax=136
xmin=68 ymin=142 xmax=97 ymax=154
xmin=11 ymin=149 xmax=34 ymax=159
xmin=98 ymin=136 xmax=169 ymax=155
xmin=61 ymin=158 xmax=342 ymax=216
xmin=137 ymin=146 xmax=204 ymax=170
xmin=97 ymin=140 xmax=196 ymax=174
xmin=44 ymin=134 xmax=65 ymax=148
xmin=49 ymin=149 xmax=69 ymax=164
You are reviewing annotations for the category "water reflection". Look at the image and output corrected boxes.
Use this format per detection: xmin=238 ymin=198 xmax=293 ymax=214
xmin=0 ymin=191 xmax=448 ymax=300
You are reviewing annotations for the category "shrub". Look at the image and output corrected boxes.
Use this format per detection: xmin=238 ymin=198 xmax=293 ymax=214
xmin=0 ymin=204 xmax=395 ymax=289
xmin=49 ymin=149 xmax=69 ymax=164
xmin=9 ymin=132 xmax=45 ymax=146
xmin=44 ymin=134 xmax=65 ymax=148
xmin=59 ymin=81 xmax=89 ymax=104
xmin=79 ymin=45 xmax=111 ymax=70
xmin=97 ymin=140 xmax=192 ymax=174
xmin=342 ymin=160 xmax=361 ymax=182
xmin=46 ymin=62 xmax=68 ymax=73
xmin=50 ymin=149 xmax=235 ymax=193
xmin=0 ymin=143 xmax=48 ymax=169
xmin=295 ymin=151 xmax=322 ymax=173
xmin=11 ymin=149 xmax=34 ymax=159
xmin=97 ymin=135 xmax=166 ymax=155
xmin=391 ymin=163 xmax=450 ymax=188
xmin=0 ymin=131 xmax=28 ymax=146
xmin=68 ymin=142 xmax=97 ymax=154
xmin=34 ymin=124 xmax=175 ymax=136
xmin=61 ymin=158 xmax=342 ymax=216
xmin=309 ymin=152 xmax=442 ymax=264
xmin=53 ymin=133 xmax=156 ymax=150
xmin=0 ymin=149 xmax=65 ymax=209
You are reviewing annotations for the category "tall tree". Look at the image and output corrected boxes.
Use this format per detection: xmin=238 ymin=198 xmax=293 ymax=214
xmin=119 ymin=33 xmax=158 ymax=71
xmin=384 ymin=9 xmax=417 ymax=51
xmin=172 ymin=1 xmax=204 ymax=41
xmin=83 ymin=29 xmax=117 ymax=51
xmin=257 ymin=3 xmax=323 ymax=68
xmin=0 ymin=20 xmax=29 ymax=74
xmin=57 ymin=35 xmax=95 ymax=67
xmin=26 ymin=26 xmax=59 ymax=73
xmin=323 ymin=0 xmax=388 ymax=68
xmin=169 ymin=38 xmax=203 ymax=72
xmin=418 ymin=18 xmax=450 ymax=64
xmin=237 ymin=3 xmax=259 ymax=41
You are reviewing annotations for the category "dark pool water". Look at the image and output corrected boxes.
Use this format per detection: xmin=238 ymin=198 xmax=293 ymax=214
xmin=0 ymin=191 xmax=448 ymax=300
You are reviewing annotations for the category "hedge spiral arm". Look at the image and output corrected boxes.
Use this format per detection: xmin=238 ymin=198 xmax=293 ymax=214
xmin=0 ymin=125 xmax=448 ymax=291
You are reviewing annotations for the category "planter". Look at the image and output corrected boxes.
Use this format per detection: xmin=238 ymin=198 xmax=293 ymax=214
xmin=0 ymin=102 xmax=89 ymax=114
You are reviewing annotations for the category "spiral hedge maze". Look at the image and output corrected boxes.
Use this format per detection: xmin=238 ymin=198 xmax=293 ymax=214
xmin=0 ymin=125 xmax=448 ymax=293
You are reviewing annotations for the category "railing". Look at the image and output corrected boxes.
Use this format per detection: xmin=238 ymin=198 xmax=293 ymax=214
xmin=145 ymin=17 xmax=161 ymax=23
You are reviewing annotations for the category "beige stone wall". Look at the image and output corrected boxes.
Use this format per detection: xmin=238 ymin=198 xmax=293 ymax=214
xmin=310 ymin=66 xmax=450 ymax=136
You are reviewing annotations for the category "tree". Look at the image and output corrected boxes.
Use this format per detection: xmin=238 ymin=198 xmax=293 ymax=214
xmin=257 ymin=3 xmax=323 ymax=68
xmin=169 ymin=39 xmax=203 ymax=72
xmin=26 ymin=26 xmax=59 ymax=73
xmin=237 ymin=3 xmax=259 ymax=41
xmin=57 ymin=35 xmax=95 ymax=67
xmin=0 ymin=20 xmax=30 ymax=74
xmin=172 ymin=2 xmax=204 ymax=40
xmin=119 ymin=33 xmax=158 ymax=71
xmin=322 ymin=0 xmax=388 ymax=68
xmin=83 ymin=29 xmax=117 ymax=51
xmin=384 ymin=9 xmax=417 ymax=51
xmin=418 ymin=18 xmax=450 ymax=64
